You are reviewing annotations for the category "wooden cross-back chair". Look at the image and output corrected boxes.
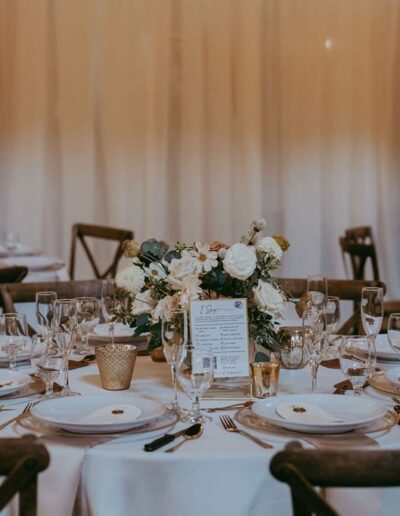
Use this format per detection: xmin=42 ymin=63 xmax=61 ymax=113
xmin=275 ymin=277 xmax=387 ymax=334
xmin=69 ymin=223 xmax=133 ymax=280
xmin=0 ymin=435 xmax=50 ymax=516
xmin=270 ymin=441 xmax=400 ymax=516
xmin=0 ymin=266 xmax=28 ymax=284
xmin=339 ymin=237 xmax=380 ymax=281
xmin=0 ymin=280 xmax=103 ymax=336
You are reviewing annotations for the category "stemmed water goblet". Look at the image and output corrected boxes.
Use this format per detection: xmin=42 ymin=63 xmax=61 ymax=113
xmin=36 ymin=336 xmax=64 ymax=399
xmin=53 ymin=299 xmax=79 ymax=396
xmin=162 ymin=309 xmax=188 ymax=416
xmin=302 ymin=309 xmax=325 ymax=392
xmin=75 ymin=297 xmax=100 ymax=355
xmin=35 ymin=291 xmax=57 ymax=338
xmin=361 ymin=287 xmax=383 ymax=373
xmin=101 ymin=280 xmax=116 ymax=344
xmin=339 ymin=336 xmax=375 ymax=395
xmin=306 ymin=274 xmax=328 ymax=312
xmin=177 ymin=341 xmax=214 ymax=423
xmin=0 ymin=313 xmax=29 ymax=370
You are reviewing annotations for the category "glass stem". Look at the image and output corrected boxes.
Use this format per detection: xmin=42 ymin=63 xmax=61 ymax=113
xmin=46 ymin=380 xmax=53 ymax=397
xmin=109 ymin=322 xmax=115 ymax=345
xmin=64 ymin=354 xmax=70 ymax=390
xmin=170 ymin=364 xmax=178 ymax=408
xmin=192 ymin=396 xmax=200 ymax=418
xmin=311 ymin=362 xmax=318 ymax=392
xmin=9 ymin=356 xmax=17 ymax=371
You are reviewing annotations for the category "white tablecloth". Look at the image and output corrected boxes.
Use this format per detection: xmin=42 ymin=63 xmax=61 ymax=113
xmin=1 ymin=359 xmax=400 ymax=516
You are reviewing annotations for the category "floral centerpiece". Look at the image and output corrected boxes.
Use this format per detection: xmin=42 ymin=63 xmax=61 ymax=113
xmin=114 ymin=220 xmax=289 ymax=360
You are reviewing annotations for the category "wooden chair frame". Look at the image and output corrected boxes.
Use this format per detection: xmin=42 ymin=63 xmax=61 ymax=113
xmin=339 ymin=237 xmax=380 ymax=281
xmin=69 ymin=223 xmax=133 ymax=279
xmin=0 ymin=266 xmax=28 ymax=284
xmin=0 ymin=435 xmax=50 ymax=516
xmin=270 ymin=441 xmax=400 ymax=516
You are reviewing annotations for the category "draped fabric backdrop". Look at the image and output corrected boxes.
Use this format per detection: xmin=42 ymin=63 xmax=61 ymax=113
xmin=1 ymin=0 xmax=400 ymax=295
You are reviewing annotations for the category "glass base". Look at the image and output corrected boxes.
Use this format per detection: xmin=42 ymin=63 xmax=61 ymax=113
xmin=179 ymin=411 xmax=212 ymax=424
xmin=166 ymin=404 xmax=189 ymax=420
xmin=61 ymin=387 xmax=81 ymax=397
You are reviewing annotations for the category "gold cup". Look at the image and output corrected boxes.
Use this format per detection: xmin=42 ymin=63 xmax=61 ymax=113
xmin=250 ymin=362 xmax=280 ymax=398
xmin=95 ymin=344 xmax=137 ymax=390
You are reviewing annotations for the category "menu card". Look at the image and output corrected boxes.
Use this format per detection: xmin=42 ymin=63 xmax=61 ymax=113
xmin=190 ymin=299 xmax=249 ymax=378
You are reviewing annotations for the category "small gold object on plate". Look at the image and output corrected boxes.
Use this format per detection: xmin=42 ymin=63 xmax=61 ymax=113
xmin=250 ymin=362 xmax=280 ymax=398
xmin=95 ymin=344 xmax=137 ymax=390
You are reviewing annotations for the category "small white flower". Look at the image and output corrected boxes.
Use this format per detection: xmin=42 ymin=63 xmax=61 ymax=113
xmin=253 ymin=280 xmax=285 ymax=318
xmin=167 ymin=274 xmax=203 ymax=301
xmin=168 ymin=251 xmax=198 ymax=280
xmin=256 ymin=236 xmax=283 ymax=261
xmin=144 ymin=262 xmax=167 ymax=281
xmin=252 ymin=218 xmax=267 ymax=231
xmin=116 ymin=265 xmax=145 ymax=294
xmin=190 ymin=242 xmax=218 ymax=273
xmin=131 ymin=290 xmax=156 ymax=316
xmin=223 ymin=243 xmax=257 ymax=280
xmin=218 ymin=248 xmax=227 ymax=259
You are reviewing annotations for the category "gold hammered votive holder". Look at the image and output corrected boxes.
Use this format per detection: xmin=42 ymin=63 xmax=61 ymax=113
xmin=250 ymin=362 xmax=280 ymax=398
xmin=95 ymin=344 xmax=137 ymax=390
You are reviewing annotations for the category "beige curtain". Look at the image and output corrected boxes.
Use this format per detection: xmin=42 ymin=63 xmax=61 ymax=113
xmin=1 ymin=0 xmax=400 ymax=295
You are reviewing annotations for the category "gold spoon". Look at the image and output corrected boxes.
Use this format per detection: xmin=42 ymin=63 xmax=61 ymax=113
xmin=164 ymin=424 xmax=204 ymax=453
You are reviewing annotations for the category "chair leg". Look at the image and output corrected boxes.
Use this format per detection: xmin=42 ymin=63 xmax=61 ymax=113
xmin=19 ymin=477 xmax=37 ymax=516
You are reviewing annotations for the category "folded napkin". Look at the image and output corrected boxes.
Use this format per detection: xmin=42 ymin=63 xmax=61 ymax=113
xmin=276 ymin=401 xmax=342 ymax=423
xmin=321 ymin=358 xmax=340 ymax=369
xmin=79 ymin=404 xmax=142 ymax=425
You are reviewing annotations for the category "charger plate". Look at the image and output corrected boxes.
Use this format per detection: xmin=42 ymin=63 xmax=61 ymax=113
xmin=235 ymin=406 xmax=396 ymax=439
xmin=369 ymin=372 xmax=400 ymax=396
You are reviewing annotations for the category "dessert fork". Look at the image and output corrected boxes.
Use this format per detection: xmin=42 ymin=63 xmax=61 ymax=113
xmin=219 ymin=415 xmax=273 ymax=449
xmin=0 ymin=400 xmax=38 ymax=431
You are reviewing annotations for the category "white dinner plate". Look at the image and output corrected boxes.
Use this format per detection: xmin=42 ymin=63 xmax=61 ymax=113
xmin=31 ymin=394 xmax=166 ymax=434
xmin=0 ymin=370 xmax=32 ymax=396
xmin=252 ymin=394 xmax=387 ymax=434
xmin=0 ymin=244 xmax=40 ymax=258
xmin=0 ymin=336 xmax=31 ymax=364
xmin=374 ymin=334 xmax=400 ymax=362
xmin=384 ymin=367 xmax=400 ymax=386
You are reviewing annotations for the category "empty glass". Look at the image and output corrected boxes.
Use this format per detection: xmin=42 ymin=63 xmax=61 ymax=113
xmin=306 ymin=274 xmax=328 ymax=311
xmin=53 ymin=299 xmax=78 ymax=335
xmin=339 ymin=336 xmax=375 ymax=395
xmin=101 ymin=280 xmax=116 ymax=344
xmin=2 ymin=230 xmax=20 ymax=256
xmin=388 ymin=313 xmax=400 ymax=355
xmin=162 ymin=309 xmax=188 ymax=415
xmin=361 ymin=287 xmax=383 ymax=337
xmin=36 ymin=340 xmax=64 ymax=399
xmin=302 ymin=309 xmax=325 ymax=392
xmin=177 ymin=342 xmax=214 ymax=423
xmin=35 ymin=291 xmax=57 ymax=337
xmin=54 ymin=331 xmax=80 ymax=396
xmin=0 ymin=313 xmax=28 ymax=370
xmin=30 ymin=335 xmax=48 ymax=374
xmin=76 ymin=297 xmax=99 ymax=355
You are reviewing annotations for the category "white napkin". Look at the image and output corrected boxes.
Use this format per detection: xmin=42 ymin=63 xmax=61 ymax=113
xmin=79 ymin=404 xmax=142 ymax=425
xmin=93 ymin=323 xmax=133 ymax=338
xmin=276 ymin=401 xmax=343 ymax=423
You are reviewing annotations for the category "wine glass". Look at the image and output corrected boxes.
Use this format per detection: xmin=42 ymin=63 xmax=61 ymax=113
xmin=53 ymin=299 xmax=78 ymax=335
xmin=339 ymin=336 xmax=375 ymax=395
xmin=30 ymin=335 xmax=48 ymax=374
xmin=101 ymin=280 xmax=116 ymax=344
xmin=162 ymin=309 xmax=188 ymax=415
xmin=306 ymin=274 xmax=328 ymax=311
xmin=302 ymin=309 xmax=325 ymax=392
xmin=35 ymin=291 xmax=57 ymax=337
xmin=387 ymin=313 xmax=400 ymax=356
xmin=2 ymin=230 xmax=20 ymax=256
xmin=75 ymin=297 xmax=100 ymax=355
xmin=0 ymin=313 xmax=28 ymax=370
xmin=36 ymin=336 xmax=64 ymax=399
xmin=177 ymin=341 xmax=214 ymax=423
xmin=325 ymin=296 xmax=341 ymax=355
xmin=361 ymin=287 xmax=383 ymax=373
xmin=53 ymin=331 xmax=80 ymax=396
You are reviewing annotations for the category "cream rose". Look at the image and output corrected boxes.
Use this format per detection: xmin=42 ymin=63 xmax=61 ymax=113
xmin=131 ymin=289 xmax=156 ymax=316
xmin=256 ymin=236 xmax=283 ymax=261
xmin=168 ymin=251 xmax=197 ymax=280
xmin=116 ymin=265 xmax=145 ymax=294
xmin=223 ymin=243 xmax=256 ymax=280
xmin=253 ymin=280 xmax=285 ymax=318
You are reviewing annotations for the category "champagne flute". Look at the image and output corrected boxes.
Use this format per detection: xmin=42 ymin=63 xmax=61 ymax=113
xmin=387 ymin=313 xmax=400 ymax=356
xmin=0 ymin=313 xmax=28 ymax=370
xmin=302 ymin=309 xmax=325 ymax=392
xmin=162 ymin=309 xmax=188 ymax=415
xmin=306 ymin=274 xmax=328 ymax=311
xmin=361 ymin=287 xmax=383 ymax=374
xmin=35 ymin=291 xmax=57 ymax=337
xmin=54 ymin=331 xmax=80 ymax=396
xmin=75 ymin=297 xmax=100 ymax=355
xmin=177 ymin=341 xmax=214 ymax=423
xmin=101 ymin=280 xmax=116 ymax=344
xmin=53 ymin=299 xmax=78 ymax=396
xmin=339 ymin=336 xmax=374 ymax=395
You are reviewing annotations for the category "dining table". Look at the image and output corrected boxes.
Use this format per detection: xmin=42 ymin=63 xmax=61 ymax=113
xmin=1 ymin=348 xmax=400 ymax=516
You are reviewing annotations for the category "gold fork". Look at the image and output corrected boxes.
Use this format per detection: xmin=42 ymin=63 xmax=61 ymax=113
xmin=219 ymin=415 xmax=273 ymax=449
xmin=0 ymin=401 xmax=38 ymax=431
xmin=206 ymin=401 xmax=254 ymax=413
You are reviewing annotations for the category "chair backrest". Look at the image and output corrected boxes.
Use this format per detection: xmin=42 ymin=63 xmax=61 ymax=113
xmin=0 ymin=266 xmax=28 ymax=284
xmin=69 ymin=223 xmax=133 ymax=280
xmin=276 ymin=278 xmax=386 ymax=334
xmin=339 ymin=236 xmax=380 ymax=281
xmin=0 ymin=435 xmax=50 ymax=516
xmin=270 ymin=441 xmax=400 ymax=516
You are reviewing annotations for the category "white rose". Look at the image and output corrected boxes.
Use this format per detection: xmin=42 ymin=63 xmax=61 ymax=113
xmin=116 ymin=265 xmax=145 ymax=294
xmin=131 ymin=290 xmax=156 ymax=316
xmin=253 ymin=280 xmax=285 ymax=318
xmin=255 ymin=236 xmax=283 ymax=261
xmin=168 ymin=251 xmax=197 ymax=280
xmin=152 ymin=296 xmax=174 ymax=322
xmin=223 ymin=243 xmax=257 ymax=280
